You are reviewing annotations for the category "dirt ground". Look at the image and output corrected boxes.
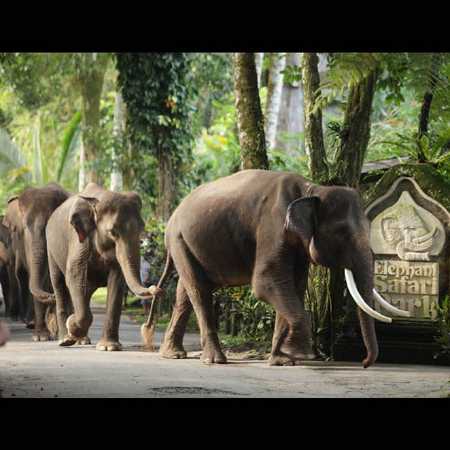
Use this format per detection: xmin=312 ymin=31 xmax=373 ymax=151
xmin=0 ymin=304 xmax=449 ymax=398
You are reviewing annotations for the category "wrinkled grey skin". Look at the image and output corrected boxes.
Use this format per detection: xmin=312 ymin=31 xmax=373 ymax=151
xmin=46 ymin=183 xmax=152 ymax=351
xmin=2 ymin=201 xmax=31 ymax=324
xmin=3 ymin=184 xmax=69 ymax=340
xmin=158 ymin=170 xmax=378 ymax=368
xmin=0 ymin=217 xmax=15 ymax=318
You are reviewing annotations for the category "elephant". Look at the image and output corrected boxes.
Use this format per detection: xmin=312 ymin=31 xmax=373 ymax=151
xmin=0 ymin=218 xmax=14 ymax=317
xmin=150 ymin=169 xmax=409 ymax=368
xmin=2 ymin=183 xmax=70 ymax=340
xmin=45 ymin=183 xmax=161 ymax=351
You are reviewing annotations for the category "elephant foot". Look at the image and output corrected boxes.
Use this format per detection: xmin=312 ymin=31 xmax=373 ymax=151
xmin=76 ymin=336 xmax=91 ymax=345
xmin=268 ymin=353 xmax=296 ymax=366
xmin=59 ymin=336 xmax=77 ymax=347
xmin=160 ymin=342 xmax=187 ymax=359
xmin=32 ymin=330 xmax=53 ymax=342
xmin=201 ymin=344 xmax=227 ymax=364
xmin=96 ymin=339 xmax=122 ymax=352
xmin=66 ymin=314 xmax=90 ymax=339
xmin=280 ymin=341 xmax=317 ymax=363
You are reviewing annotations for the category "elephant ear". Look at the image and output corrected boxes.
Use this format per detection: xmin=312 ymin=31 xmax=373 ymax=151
xmin=3 ymin=197 xmax=19 ymax=231
xmin=69 ymin=196 xmax=99 ymax=243
xmin=2 ymin=215 xmax=12 ymax=231
xmin=284 ymin=197 xmax=320 ymax=251
xmin=7 ymin=195 xmax=18 ymax=204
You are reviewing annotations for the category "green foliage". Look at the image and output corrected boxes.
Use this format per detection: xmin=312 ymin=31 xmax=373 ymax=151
xmin=184 ymin=94 xmax=241 ymax=191
xmin=215 ymin=287 xmax=275 ymax=343
xmin=116 ymin=53 xmax=194 ymax=205
xmin=57 ymin=111 xmax=81 ymax=182
xmin=435 ymin=296 xmax=450 ymax=361
xmin=0 ymin=53 xmax=72 ymax=110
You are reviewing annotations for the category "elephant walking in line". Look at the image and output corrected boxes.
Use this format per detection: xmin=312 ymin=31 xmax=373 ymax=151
xmin=150 ymin=169 xmax=408 ymax=368
xmin=45 ymin=183 xmax=161 ymax=350
xmin=2 ymin=184 xmax=70 ymax=340
xmin=0 ymin=218 xmax=14 ymax=318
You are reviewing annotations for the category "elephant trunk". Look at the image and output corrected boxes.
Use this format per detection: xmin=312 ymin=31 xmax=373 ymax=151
xmin=27 ymin=228 xmax=55 ymax=304
xmin=348 ymin=245 xmax=379 ymax=368
xmin=115 ymin=238 xmax=153 ymax=299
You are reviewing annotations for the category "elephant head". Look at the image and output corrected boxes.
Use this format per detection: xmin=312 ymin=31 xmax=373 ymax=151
xmin=285 ymin=185 xmax=410 ymax=368
xmin=68 ymin=190 xmax=153 ymax=299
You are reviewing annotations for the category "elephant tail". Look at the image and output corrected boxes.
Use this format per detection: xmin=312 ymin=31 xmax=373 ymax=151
xmin=156 ymin=251 xmax=174 ymax=291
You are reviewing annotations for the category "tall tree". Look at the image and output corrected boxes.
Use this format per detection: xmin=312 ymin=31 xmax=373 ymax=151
xmin=116 ymin=53 xmax=193 ymax=220
xmin=302 ymin=52 xmax=329 ymax=183
xmin=254 ymin=53 xmax=264 ymax=87
xmin=110 ymin=90 xmax=125 ymax=192
xmin=73 ymin=53 xmax=109 ymax=188
xmin=417 ymin=53 xmax=443 ymax=162
xmin=233 ymin=53 xmax=269 ymax=170
xmin=265 ymin=53 xmax=286 ymax=149
xmin=333 ymin=69 xmax=379 ymax=187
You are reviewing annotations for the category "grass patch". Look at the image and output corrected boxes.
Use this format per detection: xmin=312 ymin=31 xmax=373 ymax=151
xmin=91 ymin=288 xmax=107 ymax=305
xmin=123 ymin=303 xmax=200 ymax=333
xmin=218 ymin=332 xmax=271 ymax=354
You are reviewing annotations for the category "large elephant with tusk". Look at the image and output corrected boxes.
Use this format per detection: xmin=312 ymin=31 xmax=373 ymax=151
xmin=45 ymin=183 xmax=160 ymax=351
xmin=148 ymin=169 xmax=410 ymax=368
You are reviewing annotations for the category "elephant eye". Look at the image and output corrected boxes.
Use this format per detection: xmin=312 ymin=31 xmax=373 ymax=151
xmin=108 ymin=228 xmax=119 ymax=239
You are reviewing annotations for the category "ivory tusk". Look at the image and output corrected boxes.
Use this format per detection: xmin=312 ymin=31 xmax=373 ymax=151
xmin=344 ymin=269 xmax=392 ymax=323
xmin=372 ymin=289 xmax=412 ymax=318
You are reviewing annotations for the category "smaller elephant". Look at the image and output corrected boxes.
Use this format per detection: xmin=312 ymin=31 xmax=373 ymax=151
xmin=0 ymin=219 xmax=13 ymax=317
xmin=46 ymin=183 xmax=160 ymax=351
xmin=3 ymin=183 xmax=69 ymax=340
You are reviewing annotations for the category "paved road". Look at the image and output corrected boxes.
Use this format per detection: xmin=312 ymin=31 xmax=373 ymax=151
xmin=0 ymin=305 xmax=449 ymax=398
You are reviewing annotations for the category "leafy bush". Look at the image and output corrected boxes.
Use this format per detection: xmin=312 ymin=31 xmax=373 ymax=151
xmin=435 ymin=296 xmax=450 ymax=361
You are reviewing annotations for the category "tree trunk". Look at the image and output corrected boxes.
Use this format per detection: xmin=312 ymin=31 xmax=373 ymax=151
xmin=156 ymin=145 xmax=176 ymax=221
xmin=417 ymin=53 xmax=442 ymax=162
xmin=233 ymin=53 xmax=269 ymax=170
xmin=302 ymin=52 xmax=328 ymax=183
xmin=110 ymin=90 xmax=125 ymax=192
xmin=333 ymin=69 xmax=379 ymax=188
xmin=78 ymin=53 xmax=109 ymax=188
xmin=275 ymin=53 xmax=304 ymax=153
xmin=254 ymin=53 xmax=264 ymax=87
xmin=265 ymin=53 xmax=286 ymax=150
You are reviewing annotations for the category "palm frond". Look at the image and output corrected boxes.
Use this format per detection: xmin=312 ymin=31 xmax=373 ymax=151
xmin=0 ymin=126 xmax=31 ymax=181
xmin=32 ymin=115 xmax=43 ymax=184
xmin=56 ymin=111 xmax=81 ymax=182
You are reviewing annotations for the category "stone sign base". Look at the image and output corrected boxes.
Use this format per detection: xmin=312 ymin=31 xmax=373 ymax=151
xmin=333 ymin=319 xmax=449 ymax=366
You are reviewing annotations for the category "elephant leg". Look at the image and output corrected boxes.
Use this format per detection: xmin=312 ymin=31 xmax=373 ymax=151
xmin=253 ymin=262 xmax=315 ymax=365
xmin=49 ymin=254 xmax=74 ymax=345
xmin=65 ymin=253 xmax=93 ymax=342
xmin=16 ymin=266 xmax=32 ymax=325
xmin=96 ymin=267 xmax=125 ymax=352
xmin=1 ymin=271 xmax=10 ymax=317
xmin=7 ymin=263 xmax=20 ymax=321
xmin=32 ymin=298 xmax=52 ymax=341
xmin=185 ymin=282 xmax=225 ymax=364
xmin=160 ymin=279 xmax=193 ymax=359
xmin=171 ymin=237 xmax=225 ymax=364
